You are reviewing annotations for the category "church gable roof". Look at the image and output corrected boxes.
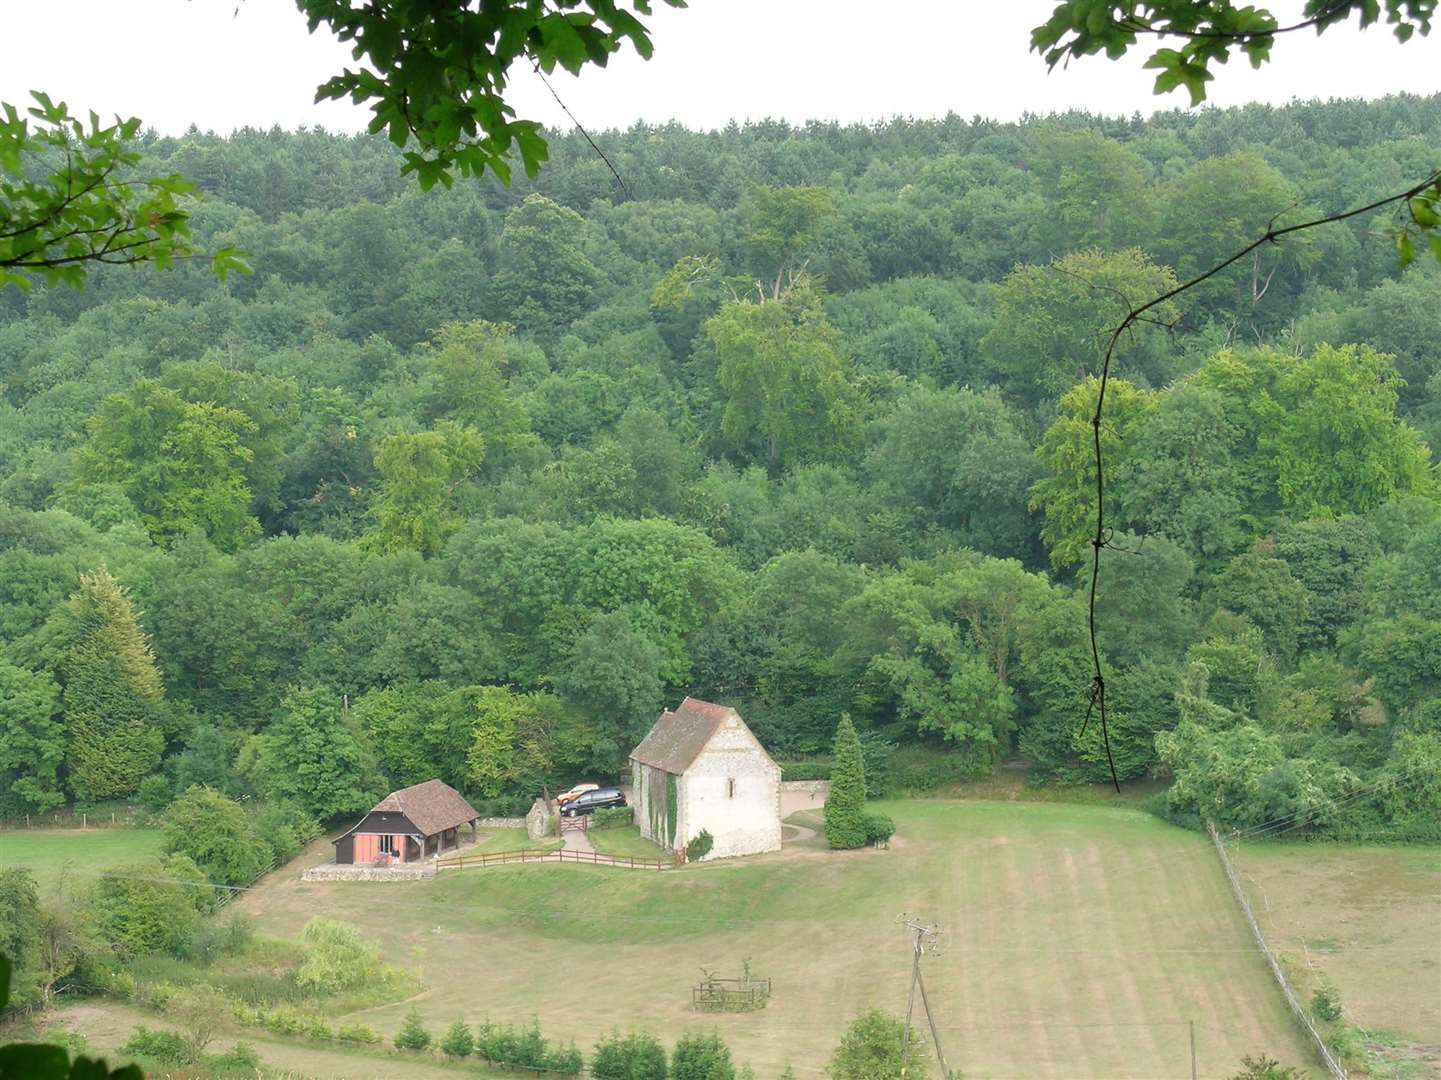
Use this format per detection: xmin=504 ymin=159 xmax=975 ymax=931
xmin=630 ymin=697 xmax=738 ymax=774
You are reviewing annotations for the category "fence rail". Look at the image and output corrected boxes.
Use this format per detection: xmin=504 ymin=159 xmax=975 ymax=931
xmin=435 ymin=847 xmax=680 ymax=872
xmin=0 ymin=809 xmax=144 ymax=830
xmin=692 ymin=976 xmax=772 ymax=1012
xmin=475 ymin=1057 xmax=578 ymax=1077
xmin=1207 ymin=822 xmax=1348 ymax=1080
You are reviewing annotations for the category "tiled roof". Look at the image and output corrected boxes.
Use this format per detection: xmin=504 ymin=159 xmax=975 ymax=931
xmin=629 ymin=697 xmax=735 ymax=774
xmin=370 ymin=779 xmax=478 ymax=836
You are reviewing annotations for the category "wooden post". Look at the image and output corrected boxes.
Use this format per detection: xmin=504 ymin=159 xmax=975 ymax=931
xmin=1189 ymin=1020 xmax=1197 ymax=1080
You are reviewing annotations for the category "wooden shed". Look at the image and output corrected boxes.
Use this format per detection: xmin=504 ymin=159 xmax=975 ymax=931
xmin=332 ymin=779 xmax=479 ymax=865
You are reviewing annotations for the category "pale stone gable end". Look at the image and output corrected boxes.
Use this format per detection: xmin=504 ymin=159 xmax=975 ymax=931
xmin=629 ymin=697 xmax=782 ymax=861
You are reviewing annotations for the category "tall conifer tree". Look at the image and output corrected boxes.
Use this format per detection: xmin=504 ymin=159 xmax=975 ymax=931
xmin=63 ymin=566 xmax=165 ymax=800
xmin=824 ymin=713 xmax=868 ymax=849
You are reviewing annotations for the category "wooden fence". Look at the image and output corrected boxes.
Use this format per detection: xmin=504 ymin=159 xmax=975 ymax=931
xmin=211 ymin=855 xmax=278 ymax=909
xmin=474 ymin=1058 xmax=578 ymax=1077
xmin=1207 ymin=822 xmax=1348 ymax=1080
xmin=0 ymin=808 xmax=144 ymax=830
xmin=692 ymin=976 xmax=771 ymax=1012
xmin=435 ymin=847 xmax=681 ymax=872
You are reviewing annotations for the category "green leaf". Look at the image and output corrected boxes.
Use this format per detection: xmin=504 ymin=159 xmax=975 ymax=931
xmin=211 ymin=246 xmax=253 ymax=282
xmin=537 ymin=15 xmax=590 ymax=73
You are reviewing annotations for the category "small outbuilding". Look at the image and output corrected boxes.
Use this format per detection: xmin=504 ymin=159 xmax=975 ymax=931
xmin=332 ymin=779 xmax=479 ymax=865
xmin=630 ymin=697 xmax=781 ymax=861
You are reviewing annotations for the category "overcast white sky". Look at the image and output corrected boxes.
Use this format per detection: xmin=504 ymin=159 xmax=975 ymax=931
xmin=2 ymin=1 xmax=1437 ymax=136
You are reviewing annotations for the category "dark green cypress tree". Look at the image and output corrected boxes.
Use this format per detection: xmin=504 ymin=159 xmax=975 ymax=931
xmin=63 ymin=566 xmax=165 ymax=801
xmin=824 ymin=713 xmax=867 ymax=849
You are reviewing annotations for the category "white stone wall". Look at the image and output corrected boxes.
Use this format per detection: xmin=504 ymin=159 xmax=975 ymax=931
xmin=634 ymin=760 xmax=686 ymax=850
xmin=679 ymin=718 xmax=781 ymax=860
xmin=302 ymin=864 xmax=435 ymax=882
xmin=633 ymin=761 xmax=660 ymax=844
xmin=779 ymin=779 xmax=831 ymax=798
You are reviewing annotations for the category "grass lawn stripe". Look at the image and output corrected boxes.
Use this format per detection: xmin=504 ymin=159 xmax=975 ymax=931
xmin=233 ymin=801 xmax=1318 ymax=1078
xmin=1101 ymin=835 xmax=1175 ymax=1073
xmin=0 ymin=828 xmax=164 ymax=890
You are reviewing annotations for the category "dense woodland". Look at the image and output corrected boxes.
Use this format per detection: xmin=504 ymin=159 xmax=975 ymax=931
xmin=3 ymin=95 xmax=1441 ymax=841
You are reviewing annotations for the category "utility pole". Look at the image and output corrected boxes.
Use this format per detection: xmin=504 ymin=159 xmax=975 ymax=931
xmin=897 ymin=913 xmax=953 ymax=1079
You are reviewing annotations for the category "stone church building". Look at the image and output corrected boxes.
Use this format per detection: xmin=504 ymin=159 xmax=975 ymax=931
xmin=629 ymin=697 xmax=781 ymax=861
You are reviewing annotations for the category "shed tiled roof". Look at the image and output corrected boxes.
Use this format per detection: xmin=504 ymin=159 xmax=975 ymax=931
xmin=370 ymin=779 xmax=478 ymax=836
xmin=629 ymin=697 xmax=735 ymax=774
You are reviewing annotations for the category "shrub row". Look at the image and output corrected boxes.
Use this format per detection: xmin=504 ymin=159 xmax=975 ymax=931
xmin=886 ymin=745 xmax=990 ymax=793
xmin=396 ymin=1012 xmax=583 ymax=1074
xmin=779 ymin=760 xmax=833 ymax=781
xmin=119 ymin=1026 xmax=192 ymax=1065
xmin=475 ymin=1018 xmax=583 ymax=1074
xmin=784 ymin=744 xmax=987 ymax=794
xmin=127 ymin=970 xmax=379 ymax=1046
xmin=119 ymin=1026 xmax=261 ymax=1077
xmin=590 ymin=806 xmax=632 ymax=830
xmin=230 ymin=1000 xmax=335 ymax=1041
xmin=862 ymin=812 xmax=895 ymax=846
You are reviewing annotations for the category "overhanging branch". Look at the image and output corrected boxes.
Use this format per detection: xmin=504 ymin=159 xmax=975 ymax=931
xmin=1081 ymin=167 xmax=1441 ymax=791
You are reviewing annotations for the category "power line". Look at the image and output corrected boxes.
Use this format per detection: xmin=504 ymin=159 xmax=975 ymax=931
xmin=529 ymin=61 xmax=629 ymax=200
xmin=1079 ymin=166 xmax=1441 ymax=792
xmin=1228 ymin=760 xmax=1429 ymax=842
xmin=62 ymin=869 xmax=249 ymax=892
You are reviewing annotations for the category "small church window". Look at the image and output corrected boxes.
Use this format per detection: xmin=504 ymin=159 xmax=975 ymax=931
xmin=727 ymin=778 xmax=736 ymax=798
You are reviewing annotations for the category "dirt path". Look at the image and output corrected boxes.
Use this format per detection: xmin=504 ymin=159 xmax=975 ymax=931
xmin=781 ymin=821 xmax=818 ymax=844
xmin=560 ymin=822 xmax=595 ymax=854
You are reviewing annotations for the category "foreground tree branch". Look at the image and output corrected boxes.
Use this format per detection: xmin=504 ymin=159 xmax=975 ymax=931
xmin=1080 ymin=168 xmax=1441 ymax=790
xmin=0 ymin=92 xmax=249 ymax=290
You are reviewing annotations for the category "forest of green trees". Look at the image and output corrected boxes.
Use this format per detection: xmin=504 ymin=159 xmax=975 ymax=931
xmin=3 ymin=95 xmax=1440 ymax=840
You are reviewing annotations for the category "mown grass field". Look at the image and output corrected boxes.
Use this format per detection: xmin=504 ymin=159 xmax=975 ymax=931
xmin=1 ymin=827 xmax=164 ymax=890
xmin=238 ymin=801 xmax=1315 ymax=1079
xmin=587 ymin=824 xmax=667 ymax=860
xmin=472 ymin=827 xmax=562 ymax=855
xmin=1232 ymin=841 xmax=1441 ymax=1078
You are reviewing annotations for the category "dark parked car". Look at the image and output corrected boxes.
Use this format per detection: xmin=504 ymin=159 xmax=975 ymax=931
xmin=561 ymin=787 xmax=626 ymax=816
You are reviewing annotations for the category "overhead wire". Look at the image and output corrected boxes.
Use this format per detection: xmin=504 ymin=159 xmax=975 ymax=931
xmin=1227 ymin=759 xmax=1429 ymax=842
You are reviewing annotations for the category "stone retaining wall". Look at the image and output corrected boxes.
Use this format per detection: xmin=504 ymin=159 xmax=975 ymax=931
xmin=301 ymin=864 xmax=436 ymax=882
xmin=779 ymin=779 xmax=831 ymax=796
xmin=477 ymin=816 xmax=526 ymax=829
xmin=525 ymin=799 xmax=552 ymax=840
